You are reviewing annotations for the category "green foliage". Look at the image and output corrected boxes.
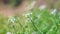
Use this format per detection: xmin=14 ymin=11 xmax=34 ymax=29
xmin=0 ymin=0 xmax=60 ymax=34
xmin=0 ymin=8 xmax=60 ymax=34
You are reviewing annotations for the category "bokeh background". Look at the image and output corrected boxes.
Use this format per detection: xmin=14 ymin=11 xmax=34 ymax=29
xmin=0 ymin=0 xmax=60 ymax=34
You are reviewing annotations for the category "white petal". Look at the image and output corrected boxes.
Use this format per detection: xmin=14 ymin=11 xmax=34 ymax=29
xmin=50 ymin=9 xmax=57 ymax=14
xmin=39 ymin=5 xmax=46 ymax=10
xmin=8 ymin=16 xmax=15 ymax=23
xmin=23 ymin=12 xmax=32 ymax=17
xmin=6 ymin=32 xmax=11 ymax=34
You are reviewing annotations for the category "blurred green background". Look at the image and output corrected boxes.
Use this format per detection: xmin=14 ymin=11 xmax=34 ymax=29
xmin=0 ymin=0 xmax=60 ymax=34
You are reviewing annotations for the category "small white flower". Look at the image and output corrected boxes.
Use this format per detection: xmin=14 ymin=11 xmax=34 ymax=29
xmin=39 ymin=5 xmax=46 ymax=10
xmin=8 ymin=16 xmax=15 ymax=23
xmin=23 ymin=12 xmax=32 ymax=17
xmin=32 ymin=31 xmax=37 ymax=34
xmin=6 ymin=32 xmax=11 ymax=34
xmin=50 ymin=9 xmax=57 ymax=14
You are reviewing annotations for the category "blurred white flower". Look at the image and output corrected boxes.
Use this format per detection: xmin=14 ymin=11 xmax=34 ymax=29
xmin=32 ymin=31 xmax=37 ymax=34
xmin=50 ymin=9 xmax=57 ymax=14
xmin=39 ymin=5 xmax=46 ymax=10
xmin=28 ymin=1 xmax=36 ymax=10
xmin=6 ymin=32 xmax=11 ymax=34
xmin=23 ymin=12 xmax=32 ymax=17
xmin=8 ymin=16 xmax=15 ymax=23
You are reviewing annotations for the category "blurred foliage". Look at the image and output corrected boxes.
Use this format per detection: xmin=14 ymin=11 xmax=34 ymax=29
xmin=0 ymin=0 xmax=60 ymax=34
xmin=0 ymin=8 xmax=60 ymax=34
